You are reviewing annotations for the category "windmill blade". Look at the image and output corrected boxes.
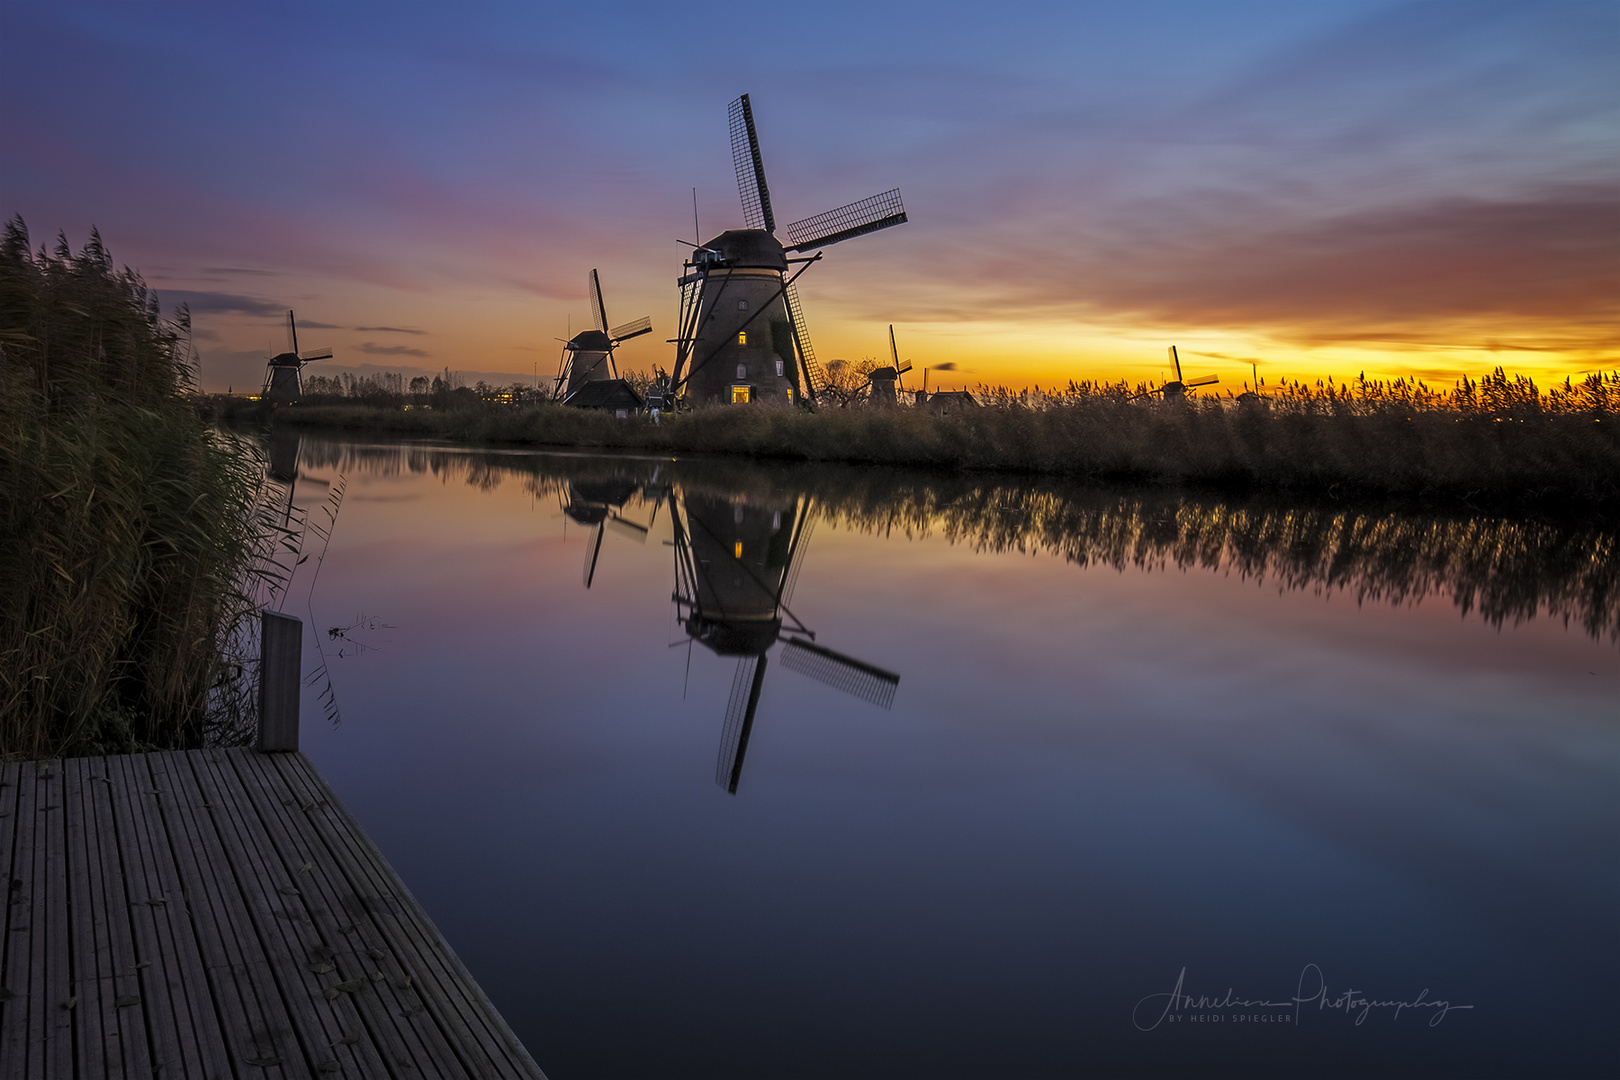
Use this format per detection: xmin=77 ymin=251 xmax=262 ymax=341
xmin=588 ymin=269 xmax=609 ymax=335
xmin=782 ymin=282 xmax=827 ymax=398
xmin=1169 ymin=345 xmax=1183 ymax=383
xmin=780 ymin=639 xmax=899 ymax=709
xmin=716 ymin=655 xmax=767 ymax=794
xmin=889 ymin=325 xmax=911 ymax=384
xmin=1184 ymin=375 xmax=1219 ymax=388
xmin=286 ymin=310 xmax=298 ymax=356
xmin=609 ymin=316 xmax=653 ymax=343
xmin=605 ymin=514 xmax=649 ymax=543
xmin=298 ymin=348 xmax=333 ymax=363
xmin=583 ymin=521 xmax=605 ymax=588
xmin=729 ymin=93 xmax=775 ymax=234
xmin=784 ymin=189 xmax=907 ymax=252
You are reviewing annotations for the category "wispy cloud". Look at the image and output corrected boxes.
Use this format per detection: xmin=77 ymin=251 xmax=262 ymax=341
xmin=358 ymin=341 xmax=430 ymax=358
xmin=354 ymin=326 xmax=427 ymax=335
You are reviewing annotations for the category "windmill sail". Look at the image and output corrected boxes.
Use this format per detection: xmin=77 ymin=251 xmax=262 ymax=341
xmin=782 ymin=282 xmax=826 ymax=397
xmin=588 ymin=269 xmax=609 ymax=334
xmin=716 ymin=655 xmax=768 ymax=793
xmin=780 ymin=639 xmax=899 ymax=709
xmin=784 ymin=189 xmax=907 ymax=252
xmin=609 ymin=315 xmax=653 ymax=342
xmin=729 ymin=94 xmax=775 ymax=233
xmin=287 ymin=310 xmax=298 ymax=356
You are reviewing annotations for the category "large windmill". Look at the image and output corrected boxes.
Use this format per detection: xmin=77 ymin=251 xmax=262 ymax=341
xmin=553 ymin=269 xmax=652 ymax=401
xmin=668 ymin=488 xmax=899 ymax=794
xmin=1130 ymin=346 xmax=1218 ymax=403
xmin=669 ymin=93 xmax=909 ymax=407
xmin=261 ymin=310 xmax=333 ymax=403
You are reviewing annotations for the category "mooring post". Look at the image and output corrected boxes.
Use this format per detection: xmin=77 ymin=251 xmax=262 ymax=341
xmin=258 ymin=610 xmax=302 ymax=752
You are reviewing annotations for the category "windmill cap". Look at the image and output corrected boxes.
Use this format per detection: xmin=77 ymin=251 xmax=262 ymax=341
xmin=566 ymin=330 xmax=612 ymax=351
xmin=869 ymin=366 xmax=899 ymax=381
xmin=702 ymin=229 xmax=787 ymax=271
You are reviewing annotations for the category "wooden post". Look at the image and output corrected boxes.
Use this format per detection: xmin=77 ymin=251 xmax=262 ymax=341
xmin=257 ymin=611 xmax=302 ymax=752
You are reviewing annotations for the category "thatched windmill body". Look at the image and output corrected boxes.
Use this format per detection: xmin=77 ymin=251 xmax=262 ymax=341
xmin=261 ymin=311 xmax=332 ymax=403
xmin=670 ymin=93 xmax=909 ymax=407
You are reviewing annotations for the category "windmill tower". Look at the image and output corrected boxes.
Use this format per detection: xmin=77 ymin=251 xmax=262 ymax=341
xmin=261 ymin=310 xmax=333 ymax=403
xmin=668 ymin=487 xmax=900 ymax=793
xmin=1130 ymin=346 xmax=1218 ymax=403
xmin=669 ymin=93 xmax=909 ymax=407
xmin=553 ymin=269 xmax=652 ymax=400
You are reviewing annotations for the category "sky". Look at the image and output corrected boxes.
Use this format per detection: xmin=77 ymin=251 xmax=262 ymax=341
xmin=2 ymin=0 xmax=1615 ymax=394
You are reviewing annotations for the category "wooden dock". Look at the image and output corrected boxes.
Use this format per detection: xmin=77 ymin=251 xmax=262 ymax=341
xmin=0 ymin=748 xmax=547 ymax=1079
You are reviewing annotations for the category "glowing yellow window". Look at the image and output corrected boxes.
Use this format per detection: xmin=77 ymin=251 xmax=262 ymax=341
xmin=737 ymin=331 xmax=747 ymax=345
xmin=731 ymin=385 xmax=751 ymax=404
xmin=734 ymin=541 xmax=744 ymax=558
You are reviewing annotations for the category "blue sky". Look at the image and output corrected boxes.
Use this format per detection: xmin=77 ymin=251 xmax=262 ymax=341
xmin=3 ymin=1 xmax=1614 ymax=390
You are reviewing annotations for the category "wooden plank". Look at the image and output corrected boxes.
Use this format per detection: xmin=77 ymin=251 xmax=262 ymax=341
xmin=84 ymin=755 xmax=154 ymax=1078
xmin=0 ymin=760 xmax=21 ymax=1063
xmin=262 ymin=751 xmax=524 ymax=1076
xmin=35 ymin=758 xmax=72 ymax=1079
xmin=265 ymin=751 xmax=544 ymax=1078
xmin=225 ymin=748 xmax=462 ymax=1079
xmin=2 ymin=761 xmax=38 ymax=1079
xmin=62 ymin=758 xmax=111 ymax=1080
xmin=108 ymin=752 xmax=224 ymax=1078
xmin=1 ymin=760 xmax=33 ymax=1078
xmin=189 ymin=748 xmax=387 ymax=1077
xmin=147 ymin=749 xmax=298 ymax=1078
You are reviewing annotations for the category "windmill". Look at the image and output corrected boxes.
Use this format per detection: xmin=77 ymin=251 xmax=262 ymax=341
xmin=1130 ymin=346 xmax=1218 ymax=403
xmin=669 ymin=92 xmax=909 ymax=407
xmin=668 ymin=488 xmax=900 ymax=794
xmin=261 ymin=310 xmax=333 ymax=403
xmin=553 ymin=269 xmax=652 ymax=401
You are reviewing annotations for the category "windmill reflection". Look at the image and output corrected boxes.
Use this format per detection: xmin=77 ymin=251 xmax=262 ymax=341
xmin=667 ymin=489 xmax=899 ymax=794
xmin=562 ymin=473 xmax=654 ymax=588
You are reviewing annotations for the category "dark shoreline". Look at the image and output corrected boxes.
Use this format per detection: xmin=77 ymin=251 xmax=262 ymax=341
xmin=214 ymin=395 xmax=1620 ymax=518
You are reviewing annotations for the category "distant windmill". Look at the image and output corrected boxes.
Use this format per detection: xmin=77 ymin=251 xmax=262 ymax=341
xmin=1130 ymin=346 xmax=1218 ymax=402
xmin=261 ymin=310 xmax=333 ymax=403
xmin=669 ymin=92 xmax=909 ymax=407
xmin=553 ymin=269 xmax=652 ymax=401
xmin=668 ymin=488 xmax=899 ymax=794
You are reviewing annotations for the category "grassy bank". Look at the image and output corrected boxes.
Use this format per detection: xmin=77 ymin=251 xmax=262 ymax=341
xmin=258 ymin=368 xmax=1619 ymax=510
xmin=2 ymin=220 xmax=266 ymax=759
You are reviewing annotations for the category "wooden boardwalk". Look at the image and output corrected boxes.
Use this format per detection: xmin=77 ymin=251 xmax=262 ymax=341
xmin=0 ymin=748 xmax=547 ymax=1079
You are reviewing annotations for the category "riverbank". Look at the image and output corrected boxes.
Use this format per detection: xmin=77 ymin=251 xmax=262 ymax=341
xmin=243 ymin=373 xmax=1618 ymax=511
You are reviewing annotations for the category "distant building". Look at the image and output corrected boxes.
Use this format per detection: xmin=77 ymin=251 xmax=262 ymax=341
xmin=562 ymin=378 xmax=643 ymax=419
xmin=921 ymin=390 xmax=978 ymax=413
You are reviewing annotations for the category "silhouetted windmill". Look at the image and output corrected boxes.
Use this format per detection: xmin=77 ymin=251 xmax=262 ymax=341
xmin=1130 ymin=346 xmax=1218 ymax=403
xmin=261 ymin=311 xmax=333 ymax=403
xmin=668 ymin=489 xmax=899 ymax=794
xmin=553 ymin=269 xmax=652 ymax=401
xmin=669 ymin=93 xmax=909 ymax=407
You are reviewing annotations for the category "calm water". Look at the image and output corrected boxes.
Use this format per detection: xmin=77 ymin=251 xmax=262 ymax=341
xmin=265 ymin=432 xmax=1616 ymax=1079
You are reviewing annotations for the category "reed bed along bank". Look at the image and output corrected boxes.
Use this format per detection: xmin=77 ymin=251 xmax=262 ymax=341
xmin=262 ymin=368 xmax=1620 ymax=511
xmin=1 ymin=220 xmax=269 ymax=759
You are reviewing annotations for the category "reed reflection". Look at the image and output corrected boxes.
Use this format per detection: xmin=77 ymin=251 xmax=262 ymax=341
xmin=290 ymin=436 xmax=1619 ymax=643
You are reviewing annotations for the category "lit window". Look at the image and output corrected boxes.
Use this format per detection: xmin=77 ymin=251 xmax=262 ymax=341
xmin=738 ymin=331 xmax=747 ymax=345
xmin=738 ymin=300 xmax=748 ymax=311
xmin=734 ymin=541 xmax=743 ymax=558
xmin=785 ymin=388 xmax=793 ymax=404
xmin=737 ymin=364 xmax=747 ymax=379
xmin=775 ymin=359 xmax=784 ymax=377
xmin=731 ymin=385 xmax=751 ymax=404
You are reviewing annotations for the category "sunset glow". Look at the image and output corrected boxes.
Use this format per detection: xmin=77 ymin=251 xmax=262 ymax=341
xmin=3 ymin=1 xmax=1613 ymax=394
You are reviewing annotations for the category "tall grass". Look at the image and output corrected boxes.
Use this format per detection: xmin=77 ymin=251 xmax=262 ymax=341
xmin=1 ymin=219 xmax=269 ymax=759
xmin=271 ymin=366 xmax=1619 ymax=509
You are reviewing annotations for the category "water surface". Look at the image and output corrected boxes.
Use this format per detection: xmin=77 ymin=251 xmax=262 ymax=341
xmin=267 ymin=433 xmax=1616 ymax=1079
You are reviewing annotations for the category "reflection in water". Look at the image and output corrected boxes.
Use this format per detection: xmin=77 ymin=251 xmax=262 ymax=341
xmin=669 ymin=488 xmax=899 ymax=792
xmin=293 ymin=436 xmax=1618 ymax=643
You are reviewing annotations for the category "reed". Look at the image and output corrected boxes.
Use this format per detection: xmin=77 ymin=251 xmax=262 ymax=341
xmin=272 ymin=366 xmax=1619 ymax=509
xmin=1 ymin=219 xmax=268 ymax=759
